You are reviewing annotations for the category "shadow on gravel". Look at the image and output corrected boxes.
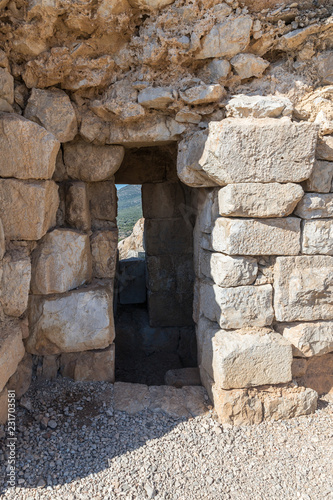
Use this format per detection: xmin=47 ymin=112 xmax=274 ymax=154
xmin=0 ymin=378 xmax=204 ymax=494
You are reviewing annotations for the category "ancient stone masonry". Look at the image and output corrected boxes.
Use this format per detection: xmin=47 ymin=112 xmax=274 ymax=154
xmin=0 ymin=0 xmax=333 ymax=426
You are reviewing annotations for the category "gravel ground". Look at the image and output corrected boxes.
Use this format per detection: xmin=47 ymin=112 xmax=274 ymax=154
xmin=1 ymin=378 xmax=333 ymax=500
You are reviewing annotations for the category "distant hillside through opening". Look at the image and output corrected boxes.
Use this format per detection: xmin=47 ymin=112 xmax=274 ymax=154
xmin=116 ymin=184 xmax=143 ymax=241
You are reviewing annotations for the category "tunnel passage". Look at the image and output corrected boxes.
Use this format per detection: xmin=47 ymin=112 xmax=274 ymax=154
xmin=114 ymin=146 xmax=197 ymax=385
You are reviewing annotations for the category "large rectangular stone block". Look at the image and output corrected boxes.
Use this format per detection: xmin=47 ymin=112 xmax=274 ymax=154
xmin=218 ymin=183 xmax=304 ymax=218
xmin=274 ymin=256 xmax=333 ymax=322
xmin=0 ymin=319 xmax=25 ymax=392
xmin=302 ymin=160 xmax=333 ymax=193
xmin=200 ymin=282 xmax=274 ymax=329
xmin=180 ymin=118 xmax=317 ymax=186
xmin=118 ymin=258 xmax=146 ymax=305
xmin=88 ymin=181 xmax=117 ymax=230
xmin=145 ymin=218 xmax=193 ymax=256
xmin=26 ymin=283 xmax=115 ymax=355
xmin=201 ymin=327 xmax=292 ymax=389
xmin=142 ymin=182 xmax=186 ymax=219
xmin=60 ymin=344 xmax=115 ymax=382
xmin=200 ymin=251 xmax=257 ymax=287
xmin=0 ymin=179 xmax=59 ymax=240
xmin=302 ymin=219 xmax=333 ymax=255
xmin=211 ymin=217 xmax=300 ymax=256
xmin=276 ymin=321 xmax=333 ymax=357
xmin=91 ymin=229 xmax=118 ymax=279
xmin=295 ymin=193 xmax=333 ymax=218
xmin=65 ymin=181 xmax=91 ymax=231
xmin=0 ymin=112 xmax=59 ymax=179
xmin=1 ymin=251 xmax=31 ymax=317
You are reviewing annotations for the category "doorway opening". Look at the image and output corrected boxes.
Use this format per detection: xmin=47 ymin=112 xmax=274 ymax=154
xmin=114 ymin=145 xmax=197 ymax=385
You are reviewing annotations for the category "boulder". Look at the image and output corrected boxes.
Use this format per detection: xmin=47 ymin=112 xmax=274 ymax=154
xmin=6 ymin=353 xmax=33 ymax=398
xmin=218 ymin=183 xmax=304 ymax=218
xmin=31 ymin=229 xmax=92 ymax=294
xmin=0 ymin=112 xmax=59 ymax=180
xmin=65 ymin=181 xmax=91 ymax=231
xmin=1 ymin=251 xmax=31 ymax=317
xmin=60 ymin=345 xmax=115 ymax=382
xmin=118 ymin=218 xmax=145 ymax=260
xmin=63 ymin=141 xmax=125 ymax=182
xmin=302 ymin=160 xmax=333 ymax=193
xmin=24 ymin=88 xmax=78 ymax=143
xmin=316 ymin=136 xmax=333 ymax=161
xmin=206 ymin=59 xmax=231 ymax=81
xmin=226 ymin=94 xmax=292 ymax=118
xmin=276 ymin=321 xmax=333 ymax=357
xmin=230 ymin=53 xmax=269 ymax=79
xmin=211 ymin=217 xmax=300 ymax=256
xmin=0 ymin=319 xmax=25 ymax=392
xmin=200 ymin=283 xmax=274 ymax=330
xmin=195 ymin=16 xmax=252 ymax=59
xmin=138 ymin=87 xmax=174 ymax=109
xmin=180 ymin=84 xmax=225 ymax=105
xmin=0 ymin=179 xmax=59 ymax=240
xmin=91 ymin=229 xmax=118 ymax=279
xmin=274 ymin=256 xmax=333 ymax=322
xmin=295 ymin=193 xmax=333 ymax=218
xmin=200 ymin=252 xmax=258 ymax=287
xmin=302 ymin=220 xmax=333 ymax=255
xmin=26 ymin=283 xmax=115 ymax=355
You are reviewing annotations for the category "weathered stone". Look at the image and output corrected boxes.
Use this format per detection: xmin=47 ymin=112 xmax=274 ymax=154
xmin=0 ymin=319 xmax=25 ymax=392
xmin=97 ymin=0 xmax=131 ymax=17
xmin=41 ymin=355 xmax=59 ymax=380
xmin=118 ymin=218 xmax=145 ymax=260
xmin=230 ymin=53 xmax=269 ymax=79
xmin=274 ymin=256 xmax=333 ymax=322
xmin=175 ymin=109 xmax=201 ymax=124
xmin=303 ymin=160 xmax=333 ymax=193
xmin=65 ymin=181 xmax=91 ymax=231
xmin=165 ymin=367 xmax=201 ymax=387
xmin=200 ymin=251 xmax=258 ymax=287
xmin=0 ymin=113 xmax=59 ymax=180
xmin=177 ymin=137 xmax=219 ymax=188
xmin=63 ymin=141 xmax=125 ymax=182
xmin=60 ymin=345 xmax=115 ymax=382
xmin=0 ymin=219 xmax=4 ymax=261
xmin=316 ymin=135 xmax=333 ymax=161
xmin=7 ymin=353 xmax=33 ymax=398
xmin=0 ymin=68 xmax=14 ymax=104
xmin=195 ymin=118 xmax=317 ymax=185
xmin=145 ymin=218 xmax=192 ymax=256
xmin=218 ymin=183 xmax=303 ymax=218
xmin=1 ymin=251 xmax=31 ymax=317
xmin=88 ymin=181 xmax=117 ymax=230
xmin=262 ymin=386 xmax=318 ymax=421
xmin=298 ymin=352 xmax=333 ymax=396
xmin=200 ymin=283 xmax=274 ymax=329
xmin=0 ymin=387 xmax=8 ymax=425
xmin=295 ymin=193 xmax=333 ymax=219
xmin=317 ymin=51 xmax=333 ymax=85
xmin=180 ymin=84 xmax=225 ymax=105
xmin=201 ymin=327 xmax=291 ymax=389
xmin=24 ymin=88 xmax=78 ymax=143
xmin=128 ymin=0 xmax=175 ymax=9
xmin=138 ymin=87 xmax=174 ymax=109
xmin=207 ymin=59 xmax=231 ymax=81
xmin=212 ymin=385 xmax=263 ymax=426
xmin=211 ymin=217 xmax=300 ymax=256
xmin=302 ymin=219 xmax=333 ymax=255
xmin=91 ymin=229 xmax=118 ymax=279
xmin=226 ymin=94 xmax=293 ymax=118
xmin=31 ymin=229 xmax=92 ymax=295
xmin=195 ymin=16 xmax=252 ymax=60
xmin=276 ymin=321 xmax=333 ymax=357
xmin=142 ymin=182 xmax=186 ymax=219
xmin=292 ymin=358 xmax=308 ymax=378
xmin=26 ymin=283 xmax=115 ymax=355
xmin=0 ymin=179 xmax=59 ymax=240
xmin=118 ymin=258 xmax=146 ymax=305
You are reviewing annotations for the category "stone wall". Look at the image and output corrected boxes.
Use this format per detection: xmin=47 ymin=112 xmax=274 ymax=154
xmin=0 ymin=0 xmax=333 ymax=425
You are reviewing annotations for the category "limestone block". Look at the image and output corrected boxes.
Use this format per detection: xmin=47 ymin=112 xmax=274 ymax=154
xmin=302 ymin=220 xmax=333 ymax=255
xmin=138 ymin=87 xmax=174 ymax=109
xmin=200 ymin=251 xmax=257 ymax=287
xmin=292 ymin=358 xmax=308 ymax=378
xmin=218 ymin=183 xmax=304 ymax=218
xmin=297 ymin=352 xmax=333 ymax=396
xmin=0 ymin=68 xmax=14 ymax=104
xmin=276 ymin=322 xmax=333 ymax=357
xmin=118 ymin=258 xmax=146 ymax=305
xmin=65 ymin=181 xmax=91 ymax=231
xmin=262 ymin=386 xmax=318 ymax=422
xmin=88 ymin=181 xmax=117 ymax=229
xmin=175 ymin=109 xmax=201 ymax=124
xmin=1 ymin=251 xmax=31 ymax=317
xmin=26 ymin=283 xmax=115 ymax=355
xmin=0 ymin=112 xmax=59 ymax=180
xmin=211 ymin=217 xmax=300 ymax=256
xmin=24 ymin=88 xmax=78 ymax=143
xmin=316 ymin=135 xmax=333 ymax=161
xmin=195 ymin=16 xmax=252 ymax=59
xmin=0 ymin=387 xmax=8 ymax=425
xmin=144 ymin=218 xmax=192 ymax=256
xmin=181 ymin=118 xmax=317 ymax=185
xmin=200 ymin=283 xmax=274 ymax=329
xmin=60 ymin=345 xmax=115 ymax=382
xmin=295 ymin=193 xmax=333 ymax=219
xmin=206 ymin=59 xmax=231 ymax=81
xmin=0 ymin=319 xmax=25 ymax=392
xmin=0 ymin=218 xmax=5 ymax=260
xmin=303 ymin=160 xmax=333 ymax=193
xmin=142 ymin=182 xmax=186 ymax=219
xmin=230 ymin=53 xmax=269 ymax=79
xmin=31 ymin=229 xmax=92 ymax=295
xmin=7 ymin=353 xmax=33 ymax=398
xmin=180 ymin=84 xmax=225 ymax=105
xmin=0 ymin=179 xmax=58 ymax=240
xmin=274 ymin=256 xmax=333 ymax=322
xmin=91 ymin=229 xmax=118 ymax=279
xmin=212 ymin=385 xmax=263 ymax=426
xmin=201 ymin=327 xmax=292 ymax=389
xmin=226 ymin=94 xmax=293 ymax=118
xmin=194 ymin=188 xmax=219 ymax=234
xmin=63 ymin=141 xmax=124 ymax=182
xmin=165 ymin=367 xmax=201 ymax=388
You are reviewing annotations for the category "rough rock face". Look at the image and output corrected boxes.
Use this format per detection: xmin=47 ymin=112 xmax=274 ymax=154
xmin=1 ymin=250 xmax=31 ymax=317
xmin=0 ymin=320 xmax=25 ymax=392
